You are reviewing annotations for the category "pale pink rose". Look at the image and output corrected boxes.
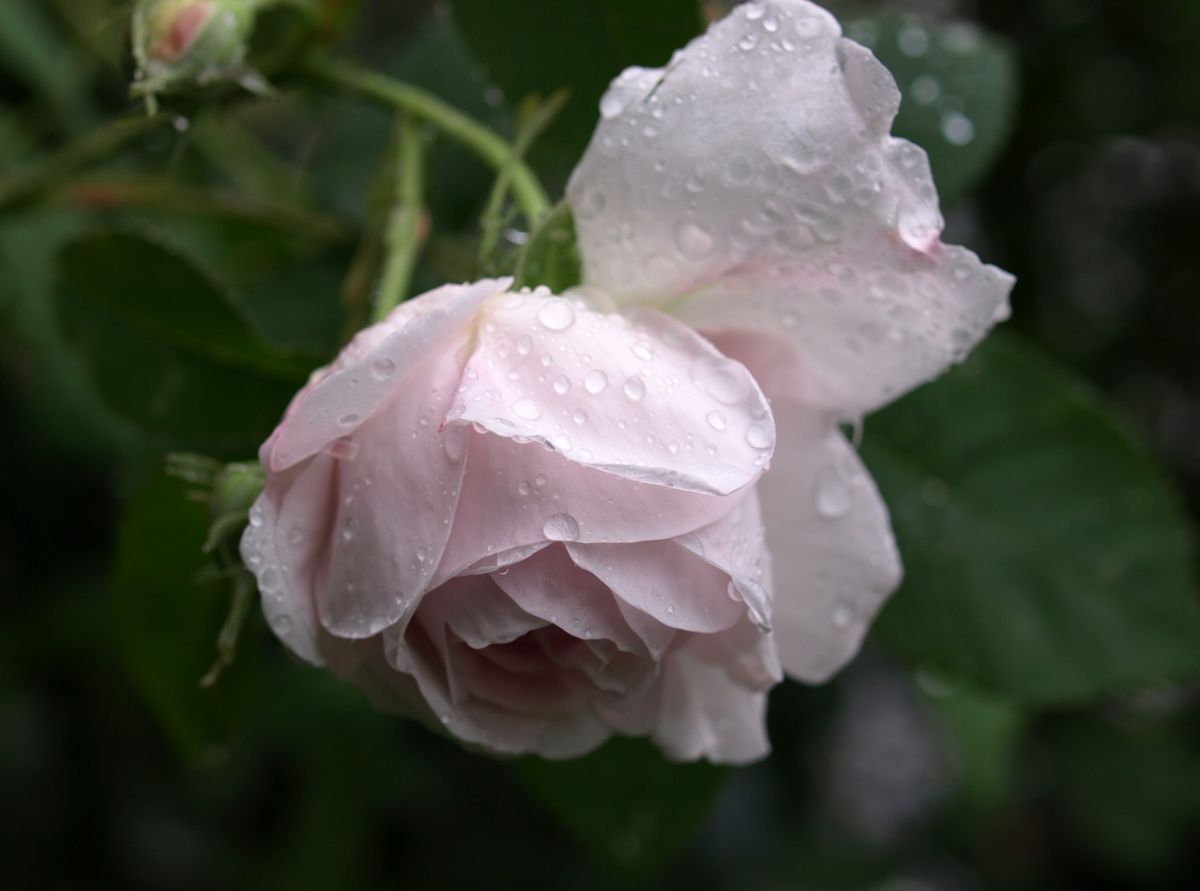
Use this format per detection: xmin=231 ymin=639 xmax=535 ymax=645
xmin=567 ymin=0 xmax=1014 ymax=683
xmin=242 ymin=280 xmax=782 ymax=762
xmin=243 ymin=0 xmax=1015 ymax=763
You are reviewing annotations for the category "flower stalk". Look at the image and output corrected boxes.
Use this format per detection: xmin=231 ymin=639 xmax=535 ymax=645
xmin=303 ymin=55 xmax=551 ymax=225
xmin=372 ymin=117 xmax=428 ymax=324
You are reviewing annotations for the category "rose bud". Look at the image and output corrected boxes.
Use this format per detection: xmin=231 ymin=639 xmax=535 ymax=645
xmin=131 ymin=0 xmax=255 ymax=105
xmin=243 ymin=280 xmax=781 ymax=762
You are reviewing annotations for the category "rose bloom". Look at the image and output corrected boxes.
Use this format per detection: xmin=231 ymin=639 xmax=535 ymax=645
xmin=242 ymin=0 xmax=1013 ymax=762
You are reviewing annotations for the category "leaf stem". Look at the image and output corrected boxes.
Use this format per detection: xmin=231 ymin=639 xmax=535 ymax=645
xmin=0 ymin=114 xmax=165 ymax=211
xmin=303 ymin=55 xmax=551 ymax=224
xmin=477 ymin=89 xmax=569 ymax=269
xmin=371 ymin=117 xmax=427 ymax=324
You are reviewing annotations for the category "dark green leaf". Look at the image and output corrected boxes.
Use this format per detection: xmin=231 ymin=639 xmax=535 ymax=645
xmin=867 ymin=332 xmax=1200 ymax=702
xmin=518 ymin=737 xmax=727 ymax=876
xmin=113 ymin=472 xmax=255 ymax=753
xmin=848 ymin=14 xmax=1018 ymax=204
xmin=514 ymin=201 xmax=582 ymax=292
xmin=55 ymin=229 xmax=313 ymax=456
xmin=450 ymin=0 xmax=704 ymax=155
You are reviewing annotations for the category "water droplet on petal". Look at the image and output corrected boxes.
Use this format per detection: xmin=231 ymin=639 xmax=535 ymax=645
xmin=369 ymin=357 xmax=396 ymax=380
xmin=623 ymin=377 xmax=646 ymax=401
xmin=542 ymin=513 xmax=580 ymax=542
xmin=706 ymin=410 xmax=727 ymax=431
xmin=338 ymin=413 xmax=360 ymax=427
xmin=513 ymin=398 xmax=542 ymax=420
xmin=691 ymin=355 xmax=750 ymax=405
xmin=537 ymin=300 xmax=576 ymax=331
xmin=599 ymin=93 xmax=624 ymax=119
xmin=816 ymin=468 xmax=851 ymax=518
xmin=674 ymin=221 xmax=715 ymax=260
xmin=832 ymin=600 xmax=854 ymax=629
xmin=631 ymin=341 xmax=655 ymax=362
xmin=745 ymin=424 xmax=772 ymax=449
xmin=584 ymin=370 xmax=609 ymax=394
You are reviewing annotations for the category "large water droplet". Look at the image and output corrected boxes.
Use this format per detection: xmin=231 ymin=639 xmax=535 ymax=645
xmin=599 ymin=93 xmax=624 ymax=119
xmin=832 ymin=599 xmax=854 ymax=629
xmin=552 ymin=375 xmax=571 ymax=395
xmin=369 ymin=357 xmax=396 ymax=380
xmin=706 ymin=410 xmax=728 ymax=431
xmin=691 ymin=355 xmax=749 ymax=405
xmin=513 ymin=398 xmax=542 ymax=420
xmin=542 ymin=513 xmax=580 ymax=542
xmin=745 ymin=424 xmax=772 ymax=449
xmin=631 ymin=341 xmax=655 ymax=362
xmin=674 ymin=221 xmax=716 ymax=259
xmin=816 ymin=468 xmax=851 ymax=518
xmin=584 ymin=370 xmax=609 ymax=394
xmin=623 ymin=377 xmax=646 ymax=401
xmin=537 ymin=300 xmax=576 ymax=331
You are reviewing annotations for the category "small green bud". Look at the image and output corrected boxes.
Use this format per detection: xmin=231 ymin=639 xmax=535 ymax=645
xmin=131 ymin=0 xmax=257 ymax=108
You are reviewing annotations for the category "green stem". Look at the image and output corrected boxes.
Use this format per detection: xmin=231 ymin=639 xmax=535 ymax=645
xmin=303 ymin=55 xmax=551 ymax=224
xmin=200 ymin=563 xmax=256 ymax=689
xmin=0 ymin=114 xmax=165 ymax=211
xmin=372 ymin=118 xmax=427 ymax=324
xmin=477 ymin=89 xmax=569 ymax=268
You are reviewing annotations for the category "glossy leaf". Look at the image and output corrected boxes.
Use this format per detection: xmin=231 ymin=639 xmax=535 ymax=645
xmin=54 ymin=229 xmax=313 ymax=456
xmin=867 ymin=332 xmax=1200 ymax=702
xmin=847 ymin=14 xmax=1018 ymax=204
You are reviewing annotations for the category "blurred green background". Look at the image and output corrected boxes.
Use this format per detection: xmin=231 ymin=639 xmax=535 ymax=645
xmin=3 ymin=1 xmax=1200 ymax=889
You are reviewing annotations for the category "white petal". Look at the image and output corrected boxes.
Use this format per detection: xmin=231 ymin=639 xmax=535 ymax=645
xmin=653 ymin=651 xmax=771 ymax=764
xmin=567 ymin=540 xmax=744 ymax=633
xmin=446 ymin=289 xmax=774 ymax=496
xmin=675 ymin=487 xmax=773 ymax=629
xmin=755 ymin=397 xmax=902 ymax=682
xmin=567 ymin=0 xmax=1013 ymax=413
xmin=265 ymin=279 xmax=507 ymax=471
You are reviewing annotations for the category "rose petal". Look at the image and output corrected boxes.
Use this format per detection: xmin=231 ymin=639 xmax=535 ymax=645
xmin=241 ymin=458 xmax=335 ymax=665
xmin=417 ymin=575 xmax=548 ymax=650
xmin=433 ymin=424 xmax=752 ymax=583
xmin=312 ymin=330 xmax=472 ymax=638
xmin=753 ymin=396 xmax=902 ymax=682
xmin=567 ymin=0 xmax=1013 ymax=413
xmin=675 ymin=488 xmax=773 ymax=629
xmin=446 ymin=289 xmax=774 ymax=495
xmin=652 ymin=651 xmax=770 ymax=764
xmin=266 ymin=279 xmax=506 ymax=471
xmin=567 ymin=540 xmax=744 ymax=633
xmin=491 ymin=544 xmax=647 ymax=655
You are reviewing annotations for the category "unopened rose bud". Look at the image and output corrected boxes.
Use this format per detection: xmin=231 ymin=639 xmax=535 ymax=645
xmin=131 ymin=0 xmax=256 ymax=108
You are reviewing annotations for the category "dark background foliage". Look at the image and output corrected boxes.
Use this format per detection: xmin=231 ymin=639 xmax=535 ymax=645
xmin=2 ymin=1 xmax=1199 ymax=889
